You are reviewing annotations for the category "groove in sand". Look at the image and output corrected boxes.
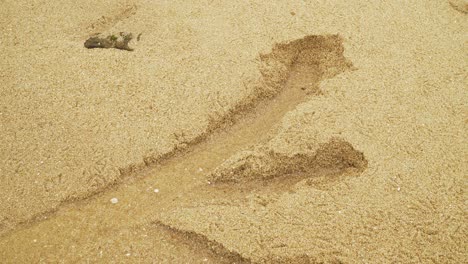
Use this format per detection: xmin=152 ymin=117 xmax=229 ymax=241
xmin=0 ymin=35 xmax=354 ymax=262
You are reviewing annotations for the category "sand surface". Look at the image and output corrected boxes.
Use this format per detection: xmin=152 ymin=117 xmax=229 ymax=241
xmin=1 ymin=0 xmax=467 ymax=263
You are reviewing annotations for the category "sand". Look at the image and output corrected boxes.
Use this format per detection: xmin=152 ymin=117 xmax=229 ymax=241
xmin=1 ymin=0 xmax=467 ymax=263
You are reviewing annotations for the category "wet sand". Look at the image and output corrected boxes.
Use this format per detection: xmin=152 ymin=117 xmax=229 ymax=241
xmin=1 ymin=0 xmax=467 ymax=263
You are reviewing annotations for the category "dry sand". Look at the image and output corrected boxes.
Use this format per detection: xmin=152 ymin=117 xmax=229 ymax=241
xmin=1 ymin=0 xmax=467 ymax=263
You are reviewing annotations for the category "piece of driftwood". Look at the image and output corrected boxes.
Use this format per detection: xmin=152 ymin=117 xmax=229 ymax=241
xmin=84 ymin=32 xmax=134 ymax=51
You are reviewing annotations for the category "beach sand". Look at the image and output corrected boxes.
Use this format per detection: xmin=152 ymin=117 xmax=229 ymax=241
xmin=1 ymin=0 xmax=467 ymax=263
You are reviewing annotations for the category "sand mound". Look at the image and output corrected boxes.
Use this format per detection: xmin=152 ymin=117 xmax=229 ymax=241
xmin=210 ymin=138 xmax=366 ymax=184
xmin=153 ymin=221 xmax=251 ymax=264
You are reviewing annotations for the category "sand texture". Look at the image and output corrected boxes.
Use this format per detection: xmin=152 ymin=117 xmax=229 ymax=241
xmin=1 ymin=0 xmax=467 ymax=263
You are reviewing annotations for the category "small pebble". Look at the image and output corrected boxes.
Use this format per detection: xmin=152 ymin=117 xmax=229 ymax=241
xmin=154 ymin=189 xmax=159 ymax=193
xmin=110 ymin=198 xmax=118 ymax=204
xmin=198 ymin=167 xmax=203 ymax=172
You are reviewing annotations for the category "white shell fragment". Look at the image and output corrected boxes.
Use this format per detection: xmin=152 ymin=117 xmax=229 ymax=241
xmin=110 ymin=198 xmax=119 ymax=204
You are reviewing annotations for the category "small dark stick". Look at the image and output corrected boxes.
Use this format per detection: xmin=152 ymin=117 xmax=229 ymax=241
xmin=84 ymin=32 xmax=134 ymax=51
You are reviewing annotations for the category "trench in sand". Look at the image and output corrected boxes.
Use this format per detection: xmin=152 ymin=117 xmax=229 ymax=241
xmin=0 ymin=35 xmax=363 ymax=262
